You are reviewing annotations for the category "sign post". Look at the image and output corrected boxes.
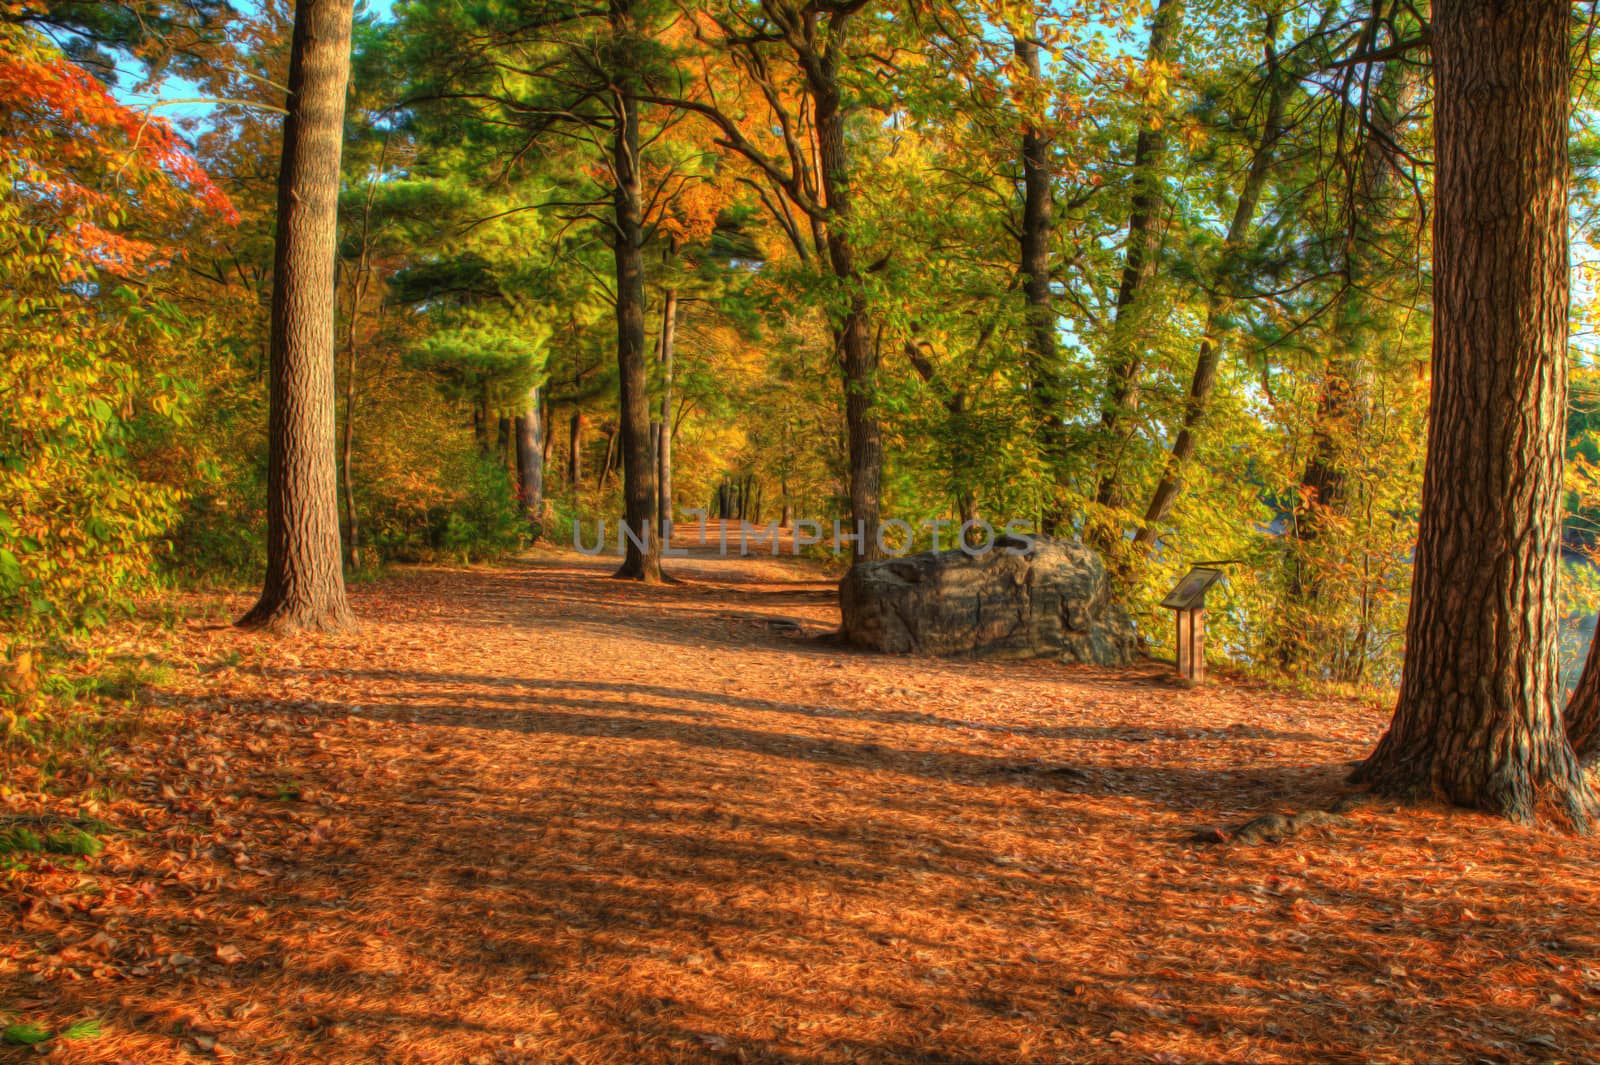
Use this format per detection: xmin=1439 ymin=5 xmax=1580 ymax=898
xmin=1160 ymin=567 xmax=1225 ymax=684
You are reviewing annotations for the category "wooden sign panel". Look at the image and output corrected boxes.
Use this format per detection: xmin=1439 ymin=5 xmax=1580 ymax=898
xmin=1160 ymin=567 xmax=1225 ymax=611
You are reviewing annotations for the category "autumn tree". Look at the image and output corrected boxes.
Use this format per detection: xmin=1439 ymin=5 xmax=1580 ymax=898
xmin=238 ymin=0 xmax=358 ymax=633
xmin=1352 ymin=0 xmax=1596 ymax=824
xmin=651 ymin=0 xmax=910 ymax=561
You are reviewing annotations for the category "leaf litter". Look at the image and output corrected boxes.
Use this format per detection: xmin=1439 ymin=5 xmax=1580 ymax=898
xmin=3 ymin=546 xmax=1600 ymax=1063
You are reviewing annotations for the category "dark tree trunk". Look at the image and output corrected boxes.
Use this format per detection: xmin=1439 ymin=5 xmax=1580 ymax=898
xmin=515 ymin=384 xmax=545 ymax=537
xmin=1091 ymin=0 xmax=1184 ymax=535
xmin=1132 ymin=11 xmax=1286 ymax=552
xmin=599 ymin=424 xmax=618 ymax=493
xmin=340 ymin=303 xmax=360 ymax=573
xmin=540 ymin=391 xmax=553 ymax=470
xmin=473 ymin=384 xmax=491 ymax=457
xmin=238 ymin=0 xmax=355 ymax=634
xmin=657 ymin=284 xmax=677 ymax=540
xmin=1013 ymin=31 xmax=1068 ymax=536
xmin=1354 ymin=0 xmax=1594 ymax=826
xmin=497 ymin=415 xmax=512 ymax=469
xmin=337 ymin=140 xmax=383 ymax=575
xmin=569 ymin=410 xmax=584 ymax=490
xmin=608 ymin=2 xmax=661 ymax=582
xmin=808 ymin=44 xmax=883 ymax=562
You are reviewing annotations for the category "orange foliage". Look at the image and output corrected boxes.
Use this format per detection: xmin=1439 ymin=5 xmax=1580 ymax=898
xmin=0 ymin=23 xmax=237 ymax=275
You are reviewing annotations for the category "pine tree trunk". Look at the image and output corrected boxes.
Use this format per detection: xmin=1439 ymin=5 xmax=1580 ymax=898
xmin=515 ymin=384 xmax=544 ymax=537
xmin=1353 ymin=0 xmax=1594 ymax=826
xmin=1091 ymin=0 xmax=1183 ymax=535
xmin=1014 ymin=31 xmax=1068 ymax=536
xmin=810 ymin=44 xmax=882 ymax=562
xmin=658 ymin=285 xmax=676 ymax=540
xmin=238 ymin=0 xmax=355 ymax=634
xmin=1132 ymin=11 xmax=1286 ymax=552
xmin=608 ymin=16 xmax=661 ymax=581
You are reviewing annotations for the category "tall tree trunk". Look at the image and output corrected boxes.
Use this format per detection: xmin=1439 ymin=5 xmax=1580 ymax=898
xmin=238 ymin=0 xmax=355 ymax=634
xmin=1091 ymin=0 xmax=1184 ymax=537
xmin=515 ymin=384 xmax=545 ymax=537
xmin=657 ymin=283 xmax=677 ymax=540
xmin=568 ymin=409 xmax=584 ymax=490
xmin=1354 ymin=0 xmax=1594 ymax=826
xmin=1013 ymin=30 xmax=1068 ymax=536
xmin=608 ymin=1 xmax=661 ymax=581
xmin=809 ymin=45 xmax=883 ymax=562
xmin=1131 ymin=10 xmax=1287 ymax=552
xmin=341 ymin=339 xmax=360 ymax=572
xmin=337 ymin=134 xmax=384 ymax=575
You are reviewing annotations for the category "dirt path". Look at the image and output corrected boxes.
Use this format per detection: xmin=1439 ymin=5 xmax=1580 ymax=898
xmin=5 ymin=544 xmax=1600 ymax=1063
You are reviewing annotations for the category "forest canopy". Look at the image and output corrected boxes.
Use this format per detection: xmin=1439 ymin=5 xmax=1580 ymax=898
xmin=5 ymin=0 xmax=1600 ymax=691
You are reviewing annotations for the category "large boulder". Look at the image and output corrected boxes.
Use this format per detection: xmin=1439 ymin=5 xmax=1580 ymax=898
xmin=839 ymin=536 xmax=1137 ymax=665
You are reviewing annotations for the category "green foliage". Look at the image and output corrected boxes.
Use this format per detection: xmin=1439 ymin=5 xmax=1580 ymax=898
xmin=0 ymin=163 xmax=185 ymax=653
xmin=1 ymin=1023 xmax=50 ymax=1047
xmin=435 ymin=458 xmax=531 ymax=562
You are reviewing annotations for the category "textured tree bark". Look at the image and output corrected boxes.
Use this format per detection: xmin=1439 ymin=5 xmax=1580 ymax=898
xmin=238 ymin=0 xmax=355 ymax=634
xmin=1090 ymin=0 xmax=1183 ymax=535
xmin=608 ymin=15 xmax=661 ymax=582
xmin=1353 ymin=0 xmax=1594 ymax=826
xmin=1013 ymin=30 xmax=1069 ymax=536
xmin=515 ymin=384 xmax=544 ymax=537
xmin=809 ymin=51 xmax=883 ymax=562
xmin=657 ymin=284 xmax=676 ymax=541
xmin=1132 ymin=12 xmax=1286 ymax=551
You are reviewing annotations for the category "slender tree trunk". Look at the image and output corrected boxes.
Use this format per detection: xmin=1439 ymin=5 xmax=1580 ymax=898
xmin=239 ymin=0 xmax=355 ymax=634
xmin=569 ymin=410 xmax=584 ymax=490
xmin=599 ymin=424 xmax=618 ymax=493
xmin=473 ymin=383 xmax=492 ymax=457
xmin=1013 ymin=30 xmax=1068 ymax=536
xmin=608 ymin=2 xmax=661 ymax=581
xmin=1131 ymin=11 xmax=1287 ymax=552
xmin=515 ymin=384 xmax=545 ymax=537
xmin=1354 ymin=0 xmax=1594 ymax=826
xmin=337 ymin=135 xmax=383 ymax=575
xmin=1091 ymin=0 xmax=1184 ymax=535
xmin=540 ymin=391 xmax=553 ymax=471
xmin=341 ymin=341 xmax=360 ymax=572
xmin=658 ymin=284 xmax=676 ymax=540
